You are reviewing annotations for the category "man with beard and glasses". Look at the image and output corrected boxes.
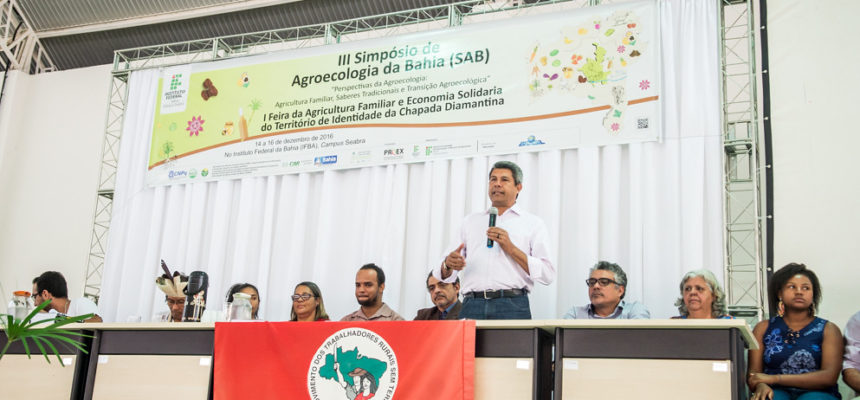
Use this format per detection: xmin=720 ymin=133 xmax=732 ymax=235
xmin=341 ymin=263 xmax=404 ymax=321
xmin=31 ymin=271 xmax=102 ymax=322
xmin=563 ymin=261 xmax=650 ymax=319
xmin=414 ymin=272 xmax=461 ymax=320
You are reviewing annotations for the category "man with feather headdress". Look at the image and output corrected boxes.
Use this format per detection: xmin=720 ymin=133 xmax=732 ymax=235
xmin=156 ymin=260 xmax=188 ymax=322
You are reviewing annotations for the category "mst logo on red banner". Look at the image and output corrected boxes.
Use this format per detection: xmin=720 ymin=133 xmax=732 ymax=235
xmin=214 ymin=321 xmax=475 ymax=399
xmin=308 ymin=327 xmax=398 ymax=400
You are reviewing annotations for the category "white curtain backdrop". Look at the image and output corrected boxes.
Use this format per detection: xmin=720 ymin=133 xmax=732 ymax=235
xmin=99 ymin=0 xmax=722 ymax=322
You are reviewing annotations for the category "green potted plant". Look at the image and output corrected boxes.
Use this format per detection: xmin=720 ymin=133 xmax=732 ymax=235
xmin=1 ymin=299 xmax=92 ymax=364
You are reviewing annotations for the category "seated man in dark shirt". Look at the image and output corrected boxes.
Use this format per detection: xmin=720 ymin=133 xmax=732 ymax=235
xmin=414 ymin=272 xmax=461 ymax=320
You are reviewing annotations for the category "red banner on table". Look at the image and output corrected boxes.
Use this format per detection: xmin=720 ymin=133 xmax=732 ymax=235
xmin=214 ymin=320 xmax=475 ymax=399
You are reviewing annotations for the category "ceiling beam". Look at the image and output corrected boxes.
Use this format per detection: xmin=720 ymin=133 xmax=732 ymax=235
xmin=35 ymin=0 xmax=303 ymax=39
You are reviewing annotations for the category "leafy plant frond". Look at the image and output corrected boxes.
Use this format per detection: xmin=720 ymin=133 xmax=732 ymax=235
xmin=1 ymin=299 xmax=93 ymax=364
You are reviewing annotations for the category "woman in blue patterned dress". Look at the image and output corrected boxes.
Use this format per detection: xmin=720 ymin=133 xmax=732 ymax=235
xmin=747 ymin=263 xmax=843 ymax=400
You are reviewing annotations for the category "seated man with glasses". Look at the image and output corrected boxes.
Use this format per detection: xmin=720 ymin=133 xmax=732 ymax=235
xmin=563 ymin=261 xmax=650 ymax=319
xmin=31 ymin=271 xmax=102 ymax=322
xmin=156 ymin=265 xmax=189 ymax=322
xmin=165 ymin=296 xmax=186 ymax=322
xmin=414 ymin=272 xmax=461 ymax=320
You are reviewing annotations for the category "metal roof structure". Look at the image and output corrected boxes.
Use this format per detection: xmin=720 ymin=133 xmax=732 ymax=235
xmin=8 ymin=0 xmax=479 ymax=71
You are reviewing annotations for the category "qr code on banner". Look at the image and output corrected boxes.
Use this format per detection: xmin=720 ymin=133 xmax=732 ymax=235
xmin=637 ymin=118 xmax=649 ymax=129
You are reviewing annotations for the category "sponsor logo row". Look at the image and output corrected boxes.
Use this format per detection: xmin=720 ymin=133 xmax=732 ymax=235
xmin=168 ymin=168 xmax=210 ymax=180
xmin=166 ymin=134 xmax=547 ymax=180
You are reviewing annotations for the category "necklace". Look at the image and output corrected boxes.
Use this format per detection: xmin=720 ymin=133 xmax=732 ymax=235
xmin=56 ymin=299 xmax=70 ymax=315
xmin=783 ymin=328 xmax=801 ymax=345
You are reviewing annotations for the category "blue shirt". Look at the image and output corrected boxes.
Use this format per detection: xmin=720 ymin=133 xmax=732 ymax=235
xmin=762 ymin=316 xmax=840 ymax=398
xmin=440 ymin=301 xmax=458 ymax=319
xmin=563 ymin=299 xmax=650 ymax=319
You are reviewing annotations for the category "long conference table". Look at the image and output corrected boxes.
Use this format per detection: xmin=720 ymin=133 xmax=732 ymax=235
xmin=0 ymin=319 xmax=755 ymax=399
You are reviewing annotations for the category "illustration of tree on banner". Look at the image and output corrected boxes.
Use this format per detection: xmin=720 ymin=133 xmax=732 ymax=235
xmin=247 ymin=98 xmax=262 ymax=124
xmin=161 ymin=141 xmax=175 ymax=161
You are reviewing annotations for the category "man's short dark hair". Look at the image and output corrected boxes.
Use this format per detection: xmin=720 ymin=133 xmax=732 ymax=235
xmin=35 ymin=271 xmax=69 ymax=298
xmin=360 ymin=263 xmax=385 ymax=285
xmin=426 ymin=271 xmax=459 ymax=286
xmin=489 ymin=160 xmax=524 ymax=185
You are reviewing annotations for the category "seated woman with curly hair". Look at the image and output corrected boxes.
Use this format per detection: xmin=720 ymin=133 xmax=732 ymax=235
xmin=747 ymin=263 xmax=843 ymax=400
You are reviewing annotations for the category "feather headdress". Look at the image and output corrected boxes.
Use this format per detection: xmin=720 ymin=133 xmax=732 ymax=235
xmin=156 ymin=259 xmax=188 ymax=298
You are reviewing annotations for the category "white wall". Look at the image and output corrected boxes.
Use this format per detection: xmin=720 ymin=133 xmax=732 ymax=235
xmin=767 ymin=1 xmax=860 ymax=394
xmin=0 ymin=64 xmax=112 ymax=300
xmin=768 ymin=0 xmax=860 ymax=332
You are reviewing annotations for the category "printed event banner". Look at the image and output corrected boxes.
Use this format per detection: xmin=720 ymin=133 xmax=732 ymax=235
xmin=147 ymin=0 xmax=660 ymax=186
xmin=213 ymin=321 xmax=476 ymax=399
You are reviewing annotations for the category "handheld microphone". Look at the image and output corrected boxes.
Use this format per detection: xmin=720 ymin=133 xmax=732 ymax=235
xmin=487 ymin=207 xmax=498 ymax=248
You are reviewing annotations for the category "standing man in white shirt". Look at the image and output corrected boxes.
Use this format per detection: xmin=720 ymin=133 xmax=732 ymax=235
xmin=32 ymin=270 xmax=102 ymax=322
xmin=435 ymin=160 xmax=555 ymax=319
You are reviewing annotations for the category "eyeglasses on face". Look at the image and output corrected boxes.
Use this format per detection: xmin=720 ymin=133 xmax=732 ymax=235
xmin=166 ymin=298 xmax=186 ymax=306
xmin=291 ymin=294 xmax=315 ymax=302
xmin=585 ymin=278 xmax=618 ymax=287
